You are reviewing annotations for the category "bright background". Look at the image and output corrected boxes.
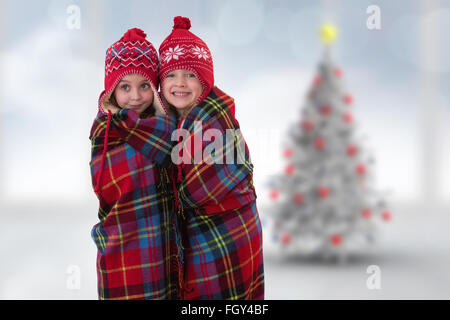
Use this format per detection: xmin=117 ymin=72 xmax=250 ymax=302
xmin=0 ymin=0 xmax=449 ymax=299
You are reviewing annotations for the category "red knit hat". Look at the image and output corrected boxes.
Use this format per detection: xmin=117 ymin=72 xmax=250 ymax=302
xmin=94 ymin=28 xmax=164 ymax=195
xmin=159 ymin=16 xmax=214 ymax=104
xmin=98 ymin=27 xmax=166 ymax=114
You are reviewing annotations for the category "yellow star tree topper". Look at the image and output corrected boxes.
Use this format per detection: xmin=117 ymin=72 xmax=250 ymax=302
xmin=320 ymin=23 xmax=338 ymax=44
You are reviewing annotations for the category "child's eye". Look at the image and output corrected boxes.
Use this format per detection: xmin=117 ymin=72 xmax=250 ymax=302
xmin=187 ymin=73 xmax=196 ymax=78
xmin=141 ymin=83 xmax=150 ymax=89
xmin=166 ymin=73 xmax=175 ymax=78
xmin=120 ymin=84 xmax=129 ymax=91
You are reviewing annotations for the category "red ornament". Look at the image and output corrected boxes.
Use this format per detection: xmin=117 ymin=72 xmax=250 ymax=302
xmin=269 ymin=189 xmax=279 ymax=200
xmin=356 ymin=164 xmax=366 ymax=175
xmin=313 ymin=75 xmax=322 ymax=85
xmin=314 ymin=137 xmax=325 ymax=149
xmin=320 ymin=105 xmax=332 ymax=116
xmin=285 ymin=164 xmax=295 ymax=176
xmin=283 ymin=148 xmax=293 ymax=158
xmin=318 ymin=186 xmax=329 ymax=198
xmin=343 ymin=112 xmax=353 ymax=123
xmin=343 ymin=94 xmax=353 ymax=105
xmin=301 ymin=120 xmax=314 ymax=132
xmin=330 ymin=234 xmax=342 ymax=246
xmin=281 ymin=232 xmax=292 ymax=244
xmin=347 ymin=145 xmax=357 ymax=156
xmin=381 ymin=210 xmax=392 ymax=222
xmin=334 ymin=68 xmax=343 ymax=78
xmin=362 ymin=208 xmax=372 ymax=219
xmin=293 ymin=193 xmax=303 ymax=205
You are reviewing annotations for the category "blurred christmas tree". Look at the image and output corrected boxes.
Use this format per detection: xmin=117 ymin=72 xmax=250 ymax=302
xmin=267 ymin=24 xmax=391 ymax=262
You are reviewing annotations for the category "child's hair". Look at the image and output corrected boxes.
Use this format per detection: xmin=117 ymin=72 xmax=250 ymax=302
xmin=167 ymin=104 xmax=179 ymax=118
xmin=161 ymin=96 xmax=193 ymax=120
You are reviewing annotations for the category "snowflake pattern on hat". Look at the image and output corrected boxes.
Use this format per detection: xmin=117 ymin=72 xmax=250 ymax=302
xmin=160 ymin=44 xmax=212 ymax=67
xmin=162 ymin=45 xmax=185 ymax=63
xmin=191 ymin=46 xmax=210 ymax=60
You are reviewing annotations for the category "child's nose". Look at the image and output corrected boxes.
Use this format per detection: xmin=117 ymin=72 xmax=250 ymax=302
xmin=174 ymin=76 xmax=186 ymax=86
xmin=130 ymin=88 xmax=141 ymax=99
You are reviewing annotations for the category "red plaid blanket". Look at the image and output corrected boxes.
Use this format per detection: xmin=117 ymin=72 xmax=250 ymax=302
xmin=90 ymin=109 xmax=182 ymax=299
xmin=175 ymin=87 xmax=265 ymax=299
xmin=93 ymin=87 xmax=265 ymax=299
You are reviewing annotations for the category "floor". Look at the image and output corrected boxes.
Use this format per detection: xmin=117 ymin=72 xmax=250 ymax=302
xmin=1 ymin=201 xmax=449 ymax=299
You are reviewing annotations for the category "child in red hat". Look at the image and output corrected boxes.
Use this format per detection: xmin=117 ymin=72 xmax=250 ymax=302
xmin=89 ymin=28 xmax=182 ymax=300
xmin=159 ymin=17 xmax=264 ymax=300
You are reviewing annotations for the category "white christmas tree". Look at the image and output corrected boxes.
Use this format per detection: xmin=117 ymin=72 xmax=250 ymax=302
xmin=267 ymin=24 xmax=391 ymax=262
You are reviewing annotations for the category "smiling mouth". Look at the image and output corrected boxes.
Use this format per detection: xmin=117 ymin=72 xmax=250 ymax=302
xmin=172 ymin=91 xmax=190 ymax=97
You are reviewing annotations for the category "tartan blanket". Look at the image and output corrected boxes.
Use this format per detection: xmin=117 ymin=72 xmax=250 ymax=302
xmin=175 ymin=87 xmax=265 ymax=299
xmin=89 ymin=109 xmax=182 ymax=300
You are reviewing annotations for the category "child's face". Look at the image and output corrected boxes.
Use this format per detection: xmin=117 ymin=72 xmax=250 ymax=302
xmin=113 ymin=74 xmax=154 ymax=115
xmin=162 ymin=69 xmax=203 ymax=115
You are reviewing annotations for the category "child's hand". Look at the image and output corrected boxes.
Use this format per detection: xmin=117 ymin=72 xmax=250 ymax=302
xmin=101 ymin=100 xmax=121 ymax=114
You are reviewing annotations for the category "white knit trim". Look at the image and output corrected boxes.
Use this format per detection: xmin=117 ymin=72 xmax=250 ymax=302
xmin=106 ymin=61 xmax=158 ymax=76
xmin=106 ymin=46 xmax=157 ymax=67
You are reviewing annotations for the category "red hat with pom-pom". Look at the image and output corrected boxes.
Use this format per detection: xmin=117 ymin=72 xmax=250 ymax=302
xmin=159 ymin=16 xmax=214 ymax=104
xmin=98 ymin=28 xmax=163 ymax=113
xmin=94 ymin=28 xmax=166 ymax=195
